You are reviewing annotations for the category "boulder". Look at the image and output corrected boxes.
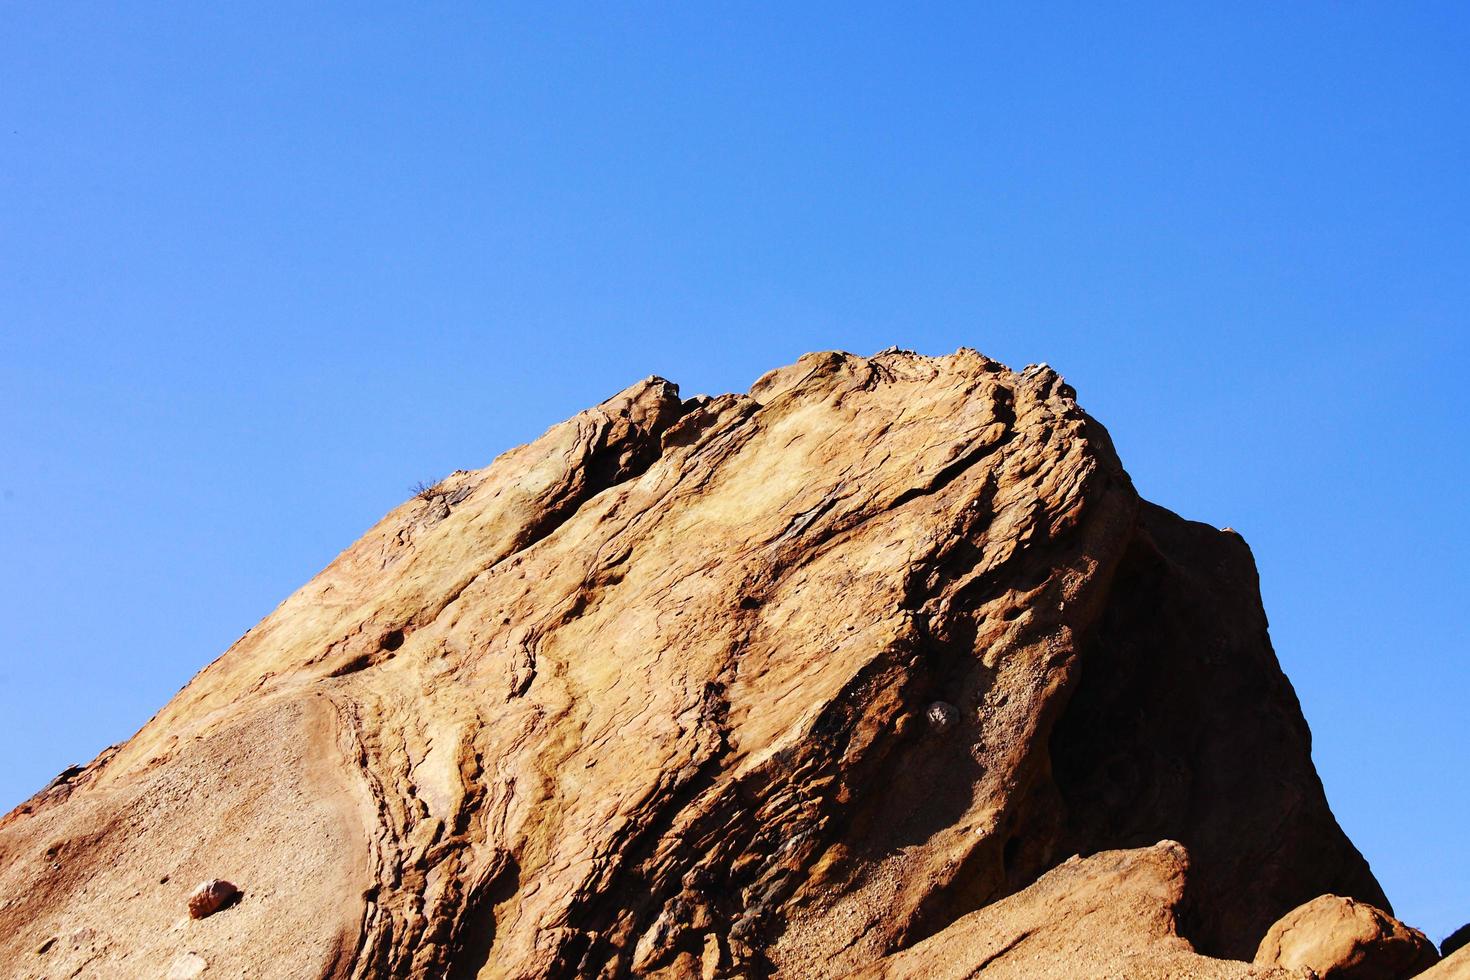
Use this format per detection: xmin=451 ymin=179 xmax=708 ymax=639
xmin=851 ymin=841 xmax=1296 ymax=979
xmin=1254 ymin=895 xmax=1439 ymax=979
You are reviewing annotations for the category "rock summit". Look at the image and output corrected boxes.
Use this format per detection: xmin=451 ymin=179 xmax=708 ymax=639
xmin=0 ymin=350 xmax=1437 ymax=978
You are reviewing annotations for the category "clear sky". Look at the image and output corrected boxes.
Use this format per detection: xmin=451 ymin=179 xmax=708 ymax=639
xmin=2 ymin=1 xmax=1466 ymax=944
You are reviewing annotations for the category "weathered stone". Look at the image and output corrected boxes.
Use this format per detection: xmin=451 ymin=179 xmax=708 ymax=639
xmin=187 ymin=879 xmax=239 ymax=919
xmin=1419 ymin=945 xmax=1470 ymax=979
xmin=1254 ymin=894 xmax=1439 ymax=980
xmin=851 ymin=842 xmax=1294 ymax=979
xmin=166 ymin=951 xmax=209 ymax=979
xmin=0 ymin=350 xmax=1405 ymax=977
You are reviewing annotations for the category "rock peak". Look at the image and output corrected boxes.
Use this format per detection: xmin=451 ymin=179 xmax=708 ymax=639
xmin=1 ymin=350 xmax=1404 ymax=979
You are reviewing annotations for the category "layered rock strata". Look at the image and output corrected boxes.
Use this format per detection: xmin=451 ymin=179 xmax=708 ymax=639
xmin=0 ymin=350 xmax=1400 ymax=978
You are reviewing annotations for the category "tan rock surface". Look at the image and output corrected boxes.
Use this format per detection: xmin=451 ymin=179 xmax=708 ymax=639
xmin=1420 ymin=946 xmax=1470 ymax=980
xmin=847 ymin=841 xmax=1292 ymax=979
xmin=0 ymin=350 xmax=1395 ymax=978
xmin=1254 ymin=895 xmax=1439 ymax=980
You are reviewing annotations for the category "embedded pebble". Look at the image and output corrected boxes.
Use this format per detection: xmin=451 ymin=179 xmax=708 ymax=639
xmin=187 ymin=879 xmax=239 ymax=919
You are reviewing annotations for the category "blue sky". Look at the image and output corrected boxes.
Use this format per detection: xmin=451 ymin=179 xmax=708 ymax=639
xmin=2 ymin=1 xmax=1466 ymax=943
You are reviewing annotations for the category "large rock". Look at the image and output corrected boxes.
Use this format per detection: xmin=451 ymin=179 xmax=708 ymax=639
xmin=1254 ymin=895 xmax=1438 ymax=979
xmin=1420 ymin=946 xmax=1470 ymax=979
xmin=850 ymin=841 xmax=1292 ymax=979
xmin=0 ymin=350 xmax=1394 ymax=977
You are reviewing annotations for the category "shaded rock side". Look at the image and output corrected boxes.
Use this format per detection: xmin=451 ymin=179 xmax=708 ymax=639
xmin=1443 ymin=924 xmax=1470 ymax=960
xmin=0 ymin=349 xmax=1388 ymax=978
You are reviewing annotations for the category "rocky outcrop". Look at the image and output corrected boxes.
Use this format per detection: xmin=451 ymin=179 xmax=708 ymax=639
xmin=0 ymin=350 xmax=1398 ymax=978
xmin=1254 ymin=895 xmax=1438 ymax=979
xmin=850 ymin=842 xmax=1294 ymax=980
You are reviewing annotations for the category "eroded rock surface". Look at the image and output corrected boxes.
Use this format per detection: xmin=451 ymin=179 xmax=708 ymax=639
xmin=0 ymin=350 xmax=1395 ymax=978
xmin=1421 ymin=946 xmax=1470 ymax=980
xmin=1254 ymin=895 xmax=1438 ymax=979
xmin=850 ymin=842 xmax=1293 ymax=980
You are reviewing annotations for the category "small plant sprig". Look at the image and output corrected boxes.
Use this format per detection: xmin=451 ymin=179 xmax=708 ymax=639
xmin=410 ymin=478 xmax=445 ymax=502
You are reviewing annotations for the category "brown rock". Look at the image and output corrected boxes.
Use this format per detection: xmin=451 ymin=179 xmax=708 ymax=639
xmin=1444 ymin=923 xmax=1470 ymax=959
xmin=850 ymin=841 xmax=1292 ymax=979
xmin=0 ymin=350 xmax=1401 ymax=977
xmin=1254 ymin=895 xmax=1439 ymax=979
xmin=187 ymin=879 xmax=239 ymax=919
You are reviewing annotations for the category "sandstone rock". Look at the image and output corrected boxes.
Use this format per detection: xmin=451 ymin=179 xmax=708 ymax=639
xmin=187 ymin=879 xmax=239 ymax=919
xmin=1254 ymin=894 xmax=1439 ymax=979
xmin=0 ymin=350 xmax=1399 ymax=977
xmin=1444 ymin=923 xmax=1470 ymax=959
xmin=850 ymin=841 xmax=1292 ymax=979
xmin=166 ymin=951 xmax=209 ymax=979
xmin=1420 ymin=945 xmax=1470 ymax=979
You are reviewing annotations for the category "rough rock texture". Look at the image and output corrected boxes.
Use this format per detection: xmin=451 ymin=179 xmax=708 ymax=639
xmin=1254 ymin=895 xmax=1438 ymax=979
xmin=1421 ymin=946 xmax=1470 ymax=980
xmin=849 ymin=842 xmax=1293 ymax=979
xmin=0 ymin=350 xmax=1394 ymax=978
xmin=187 ymin=880 xmax=241 ymax=920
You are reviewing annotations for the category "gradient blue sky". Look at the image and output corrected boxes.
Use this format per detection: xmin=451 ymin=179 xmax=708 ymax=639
xmin=2 ymin=1 xmax=1466 ymax=943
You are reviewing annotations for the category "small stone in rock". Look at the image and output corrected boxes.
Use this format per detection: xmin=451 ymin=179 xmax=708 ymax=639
xmin=187 ymin=879 xmax=239 ymax=919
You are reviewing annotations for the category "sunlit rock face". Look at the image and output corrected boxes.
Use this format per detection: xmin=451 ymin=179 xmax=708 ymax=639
xmin=0 ymin=350 xmax=1392 ymax=978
